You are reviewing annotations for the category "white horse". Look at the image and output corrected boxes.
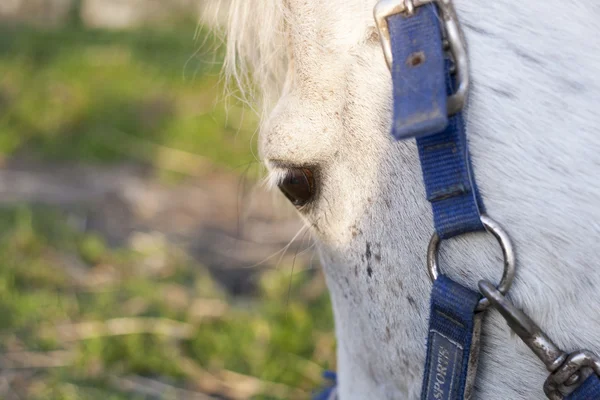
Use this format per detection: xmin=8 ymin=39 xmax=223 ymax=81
xmin=215 ymin=0 xmax=600 ymax=399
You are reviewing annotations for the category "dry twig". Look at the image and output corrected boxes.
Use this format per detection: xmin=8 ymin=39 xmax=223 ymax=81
xmin=178 ymin=356 xmax=308 ymax=400
xmin=44 ymin=318 xmax=195 ymax=342
xmin=0 ymin=351 xmax=74 ymax=369
xmin=109 ymin=375 xmax=216 ymax=400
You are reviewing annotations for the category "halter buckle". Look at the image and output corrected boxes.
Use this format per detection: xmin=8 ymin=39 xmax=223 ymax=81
xmin=544 ymin=351 xmax=600 ymax=400
xmin=374 ymin=0 xmax=469 ymax=114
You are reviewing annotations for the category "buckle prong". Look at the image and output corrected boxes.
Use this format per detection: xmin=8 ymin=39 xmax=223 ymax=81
xmin=404 ymin=0 xmax=415 ymax=15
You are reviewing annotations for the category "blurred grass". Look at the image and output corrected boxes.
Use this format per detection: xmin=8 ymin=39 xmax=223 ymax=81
xmin=0 ymin=206 xmax=335 ymax=399
xmin=0 ymin=23 xmax=259 ymax=172
xmin=0 ymin=21 xmax=334 ymax=400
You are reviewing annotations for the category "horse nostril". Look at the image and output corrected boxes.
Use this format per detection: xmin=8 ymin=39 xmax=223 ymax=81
xmin=277 ymin=168 xmax=315 ymax=208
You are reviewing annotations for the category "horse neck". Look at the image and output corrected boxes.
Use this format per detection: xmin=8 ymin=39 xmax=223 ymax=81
xmin=326 ymin=1 xmax=600 ymax=399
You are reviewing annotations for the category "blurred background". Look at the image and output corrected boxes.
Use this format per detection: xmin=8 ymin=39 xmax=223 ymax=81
xmin=0 ymin=1 xmax=335 ymax=399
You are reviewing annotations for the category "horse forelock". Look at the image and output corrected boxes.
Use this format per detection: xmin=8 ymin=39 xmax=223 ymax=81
xmin=209 ymin=0 xmax=289 ymax=119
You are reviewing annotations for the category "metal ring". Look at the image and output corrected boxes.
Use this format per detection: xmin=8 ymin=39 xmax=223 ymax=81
xmin=427 ymin=214 xmax=516 ymax=310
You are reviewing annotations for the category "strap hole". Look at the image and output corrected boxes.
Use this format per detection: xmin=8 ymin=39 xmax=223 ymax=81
xmin=407 ymin=51 xmax=426 ymax=67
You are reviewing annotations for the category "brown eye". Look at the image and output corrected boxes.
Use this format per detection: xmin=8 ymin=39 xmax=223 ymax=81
xmin=277 ymin=168 xmax=315 ymax=208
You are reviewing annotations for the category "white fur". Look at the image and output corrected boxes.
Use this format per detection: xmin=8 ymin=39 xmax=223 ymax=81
xmin=216 ymin=0 xmax=600 ymax=398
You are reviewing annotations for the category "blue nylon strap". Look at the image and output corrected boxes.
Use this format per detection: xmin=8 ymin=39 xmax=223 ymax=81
xmin=387 ymin=5 xmax=486 ymax=400
xmin=416 ymin=100 xmax=485 ymax=239
xmin=389 ymin=4 xmax=484 ymax=239
xmin=566 ymin=374 xmax=600 ymax=400
xmin=312 ymin=371 xmax=337 ymax=400
xmin=389 ymin=4 xmax=448 ymax=139
xmin=421 ymin=275 xmax=481 ymax=400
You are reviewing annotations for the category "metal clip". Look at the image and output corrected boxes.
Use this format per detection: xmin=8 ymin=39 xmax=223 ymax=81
xmin=543 ymin=350 xmax=600 ymax=400
xmin=373 ymin=0 xmax=469 ymax=114
xmin=479 ymin=280 xmax=600 ymax=399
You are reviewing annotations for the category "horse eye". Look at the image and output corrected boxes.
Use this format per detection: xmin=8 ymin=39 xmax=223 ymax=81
xmin=277 ymin=168 xmax=315 ymax=208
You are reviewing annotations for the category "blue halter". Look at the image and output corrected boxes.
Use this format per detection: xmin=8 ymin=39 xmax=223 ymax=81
xmin=386 ymin=4 xmax=487 ymax=399
xmin=381 ymin=1 xmax=600 ymax=399
xmin=314 ymin=0 xmax=600 ymax=398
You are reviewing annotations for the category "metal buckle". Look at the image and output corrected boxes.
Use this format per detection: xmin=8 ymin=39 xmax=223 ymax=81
xmin=544 ymin=351 xmax=600 ymax=400
xmin=373 ymin=0 xmax=469 ymax=114
xmin=479 ymin=280 xmax=600 ymax=400
xmin=427 ymin=215 xmax=516 ymax=311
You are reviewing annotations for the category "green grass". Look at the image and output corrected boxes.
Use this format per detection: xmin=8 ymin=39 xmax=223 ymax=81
xmin=0 ymin=206 xmax=335 ymax=399
xmin=0 ymin=22 xmax=335 ymax=399
xmin=0 ymin=23 xmax=259 ymax=172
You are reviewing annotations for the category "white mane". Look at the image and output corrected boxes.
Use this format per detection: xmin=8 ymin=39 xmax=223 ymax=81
xmin=209 ymin=0 xmax=288 ymax=117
